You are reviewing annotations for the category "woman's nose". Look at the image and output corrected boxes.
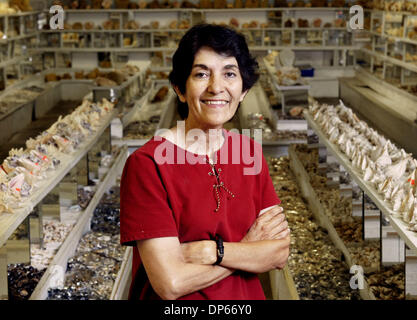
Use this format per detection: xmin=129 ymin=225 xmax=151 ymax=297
xmin=207 ymin=74 xmax=224 ymax=94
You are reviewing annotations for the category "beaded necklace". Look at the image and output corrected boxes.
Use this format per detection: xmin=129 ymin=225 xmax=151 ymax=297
xmin=207 ymin=157 xmax=235 ymax=212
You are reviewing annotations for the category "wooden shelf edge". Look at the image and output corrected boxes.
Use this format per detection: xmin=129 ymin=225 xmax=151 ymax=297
xmin=110 ymin=246 xmax=132 ymax=300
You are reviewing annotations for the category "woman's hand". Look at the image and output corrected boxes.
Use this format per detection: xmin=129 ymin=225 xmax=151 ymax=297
xmin=242 ymin=206 xmax=290 ymax=242
xmin=181 ymin=240 xmax=216 ymax=265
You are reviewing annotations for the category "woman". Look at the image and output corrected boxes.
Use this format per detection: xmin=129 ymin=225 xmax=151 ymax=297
xmin=120 ymin=24 xmax=290 ymax=300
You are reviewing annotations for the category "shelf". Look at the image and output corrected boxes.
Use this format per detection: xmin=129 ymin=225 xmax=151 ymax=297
xmin=369 ymin=31 xmax=417 ymax=46
xmin=361 ymin=47 xmax=417 ymax=73
xmin=32 ymin=47 xmax=176 ymax=52
xmin=304 ymin=110 xmax=417 ymax=256
xmin=0 ymin=32 xmax=38 ymax=44
xmin=0 ymin=11 xmax=40 ymax=17
xmin=0 ymin=55 xmax=30 ymax=69
xmin=0 ymin=109 xmax=117 ymax=250
xmin=110 ymin=246 xmax=132 ymax=300
xmin=29 ymin=145 xmax=128 ymax=300
xmin=33 ymin=45 xmax=357 ymax=54
xmin=46 ymin=7 xmax=351 ymax=14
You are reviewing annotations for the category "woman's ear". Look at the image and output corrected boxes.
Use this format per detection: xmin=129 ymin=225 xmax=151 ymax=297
xmin=173 ymin=86 xmax=187 ymax=103
xmin=239 ymin=89 xmax=248 ymax=102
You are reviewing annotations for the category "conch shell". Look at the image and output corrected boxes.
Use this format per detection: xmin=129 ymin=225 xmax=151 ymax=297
xmin=8 ymin=173 xmax=25 ymax=196
xmin=375 ymin=146 xmax=392 ymax=168
xmin=385 ymin=158 xmax=408 ymax=181
xmin=392 ymin=189 xmax=405 ymax=212
xmin=52 ymin=135 xmax=73 ymax=153
xmin=404 ymin=198 xmax=417 ymax=223
xmin=378 ymin=177 xmax=392 ymax=194
xmin=401 ymin=189 xmax=415 ymax=219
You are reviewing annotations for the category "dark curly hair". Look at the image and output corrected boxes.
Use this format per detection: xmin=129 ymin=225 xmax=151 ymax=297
xmin=169 ymin=24 xmax=259 ymax=119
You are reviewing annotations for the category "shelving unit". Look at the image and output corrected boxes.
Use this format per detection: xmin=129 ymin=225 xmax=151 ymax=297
xmin=304 ymin=108 xmax=417 ymax=297
xmin=0 ymin=105 xmax=117 ymax=300
xmin=359 ymin=10 xmax=417 ymax=92
xmin=304 ymin=109 xmax=417 ymax=254
xmin=29 ymin=146 xmax=128 ymax=300
xmin=0 ymin=12 xmax=41 ymax=91
xmin=111 ymin=82 xmax=178 ymax=153
xmin=34 ymin=6 xmax=362 ymax=68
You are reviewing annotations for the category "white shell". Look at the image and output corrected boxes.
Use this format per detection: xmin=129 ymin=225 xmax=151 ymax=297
xmin=392 ymin=189 xmax=405 ymax=212
xmin=385 ymin=158 xmax=408 ymax=181
xmin=375 ymin=146 xmax=392 ymax=168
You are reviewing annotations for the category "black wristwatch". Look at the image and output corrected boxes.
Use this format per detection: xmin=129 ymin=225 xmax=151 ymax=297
xmin=214 ymin=235 xmax=224 ymax=265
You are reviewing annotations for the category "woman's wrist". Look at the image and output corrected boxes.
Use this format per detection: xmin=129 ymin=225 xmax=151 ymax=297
xmin=206 ymin=240 xmax=217 ymax=265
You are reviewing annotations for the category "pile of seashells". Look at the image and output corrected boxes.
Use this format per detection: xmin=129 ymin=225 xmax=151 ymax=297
xmin=293 ymin=144 xmax=405 ymax=299
xmin=0 ymin=99 xmax=115 ymax=214
xmin=267 ymin=156 xmax=361 ymax=300
xmin=246 ymin=113 xmax=307 ymax=142
xmin=30 ymin=219 xmax=75 ymax=271
xmin=309 ymin=101 xmax=417 ymax=231
xmin=347 ymin=241 xmax=380 ymax=272
xmin=123 ymin=116 xmax=160 ymax=140
xmin=0 ymin=86 xmax=45 ymax=115
xmin=48 ymin=186 xmax=124 ymax=300
xmin=7 ymin=264 xmax=45 ymax=300
xmin=367 ymin=264 xmax=405 ymax=300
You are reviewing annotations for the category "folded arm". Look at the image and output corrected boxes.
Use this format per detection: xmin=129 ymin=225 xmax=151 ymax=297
xmin=137 ymin=205 xmax=290 ymax=300
xmin=181 ymin=205 xmax=291 ymax=273
xmin=137 ymin=237 xmax=234 ymax=300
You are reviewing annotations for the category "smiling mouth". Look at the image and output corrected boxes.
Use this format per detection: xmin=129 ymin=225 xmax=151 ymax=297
xmin=201 ymin=100 xmax=229 ymax=107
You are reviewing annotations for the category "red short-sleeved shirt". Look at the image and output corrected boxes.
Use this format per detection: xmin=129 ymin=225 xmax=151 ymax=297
xmin=120 ymin=129 xmax=280 ymax=300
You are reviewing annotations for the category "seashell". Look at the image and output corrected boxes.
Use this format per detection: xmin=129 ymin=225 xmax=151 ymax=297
xmin=9 ymin=148 xmax=25 ymax=158
xmin=363 ymin=166 xmax=374 ymax=181
xmin=52 ymin=135 xmax=73 ymax=153
xmin=329 ymin=128 xmax=339 ymax=143
xmin=8 ymin=173 xmax=25 ymax=195
xmin=337 ymin=132 xmax=347 ymax=145
xmin=371 ymin=171 xmax=385 ymax=186
xmin=17 ymin=158 xmax=41 ymax=174
xmin=400 ymin=189 xmax=415 ymax=216
xmin=385 ymin=158 xmax=408 ymax=181
xmin=407 ymin=169 xmax=417 ymax=193
xmin=30 ymin=150 xmax=50 ymax=166
xmin=412 ymin=199 xmax=417 ymax=222
xmin=360 ymin=155 xmax=369 ymax=173
xmin=392 ymin=189 xmax=405 ymax=212
xmin=378 ymin=177 xmax=392 ymax=194
xmin=26 ymin=138 xmax=38 ymax=151
xmin=404 ymin=198 xmax=417 ymax=223
xmin=2 ymin=160 xmax=15 ymax=175
xmin=15 ymin=167 xmax=37 ymax=187
xmin=345 ymin=140 xmax=354 ymax=158
xmin=375 ymin=145 xmax=392 ymax=168
xmin=353 ymin=151 xmax=362 ymax=169
xmin=386 ymin=140 xmax=397 ymax=154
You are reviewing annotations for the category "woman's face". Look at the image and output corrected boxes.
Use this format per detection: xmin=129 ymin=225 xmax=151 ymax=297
xmin=175 ymin=46 xmax=248 ymax=130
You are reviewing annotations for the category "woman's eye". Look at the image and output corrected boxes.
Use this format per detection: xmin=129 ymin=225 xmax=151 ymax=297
xmin=225 ymin=72 xmax=236 ymax=78
xmin=195 ymin=72 xmax=208 ymax=78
